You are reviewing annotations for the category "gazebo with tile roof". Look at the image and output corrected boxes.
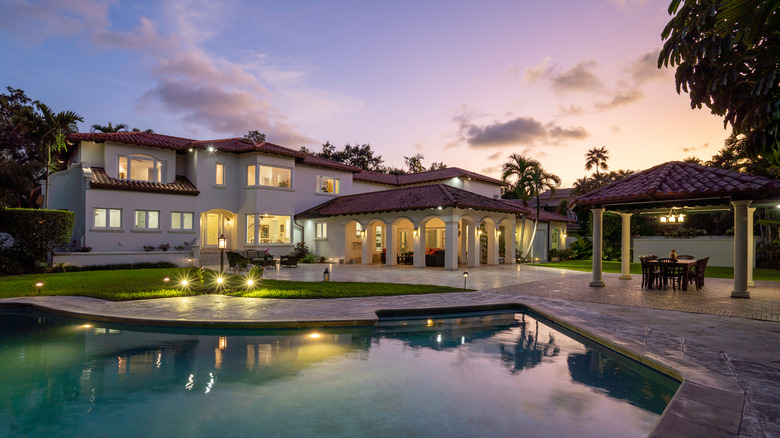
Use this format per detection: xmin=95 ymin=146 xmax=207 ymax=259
xmin=572 ymin=161 xmax=780 ymax=298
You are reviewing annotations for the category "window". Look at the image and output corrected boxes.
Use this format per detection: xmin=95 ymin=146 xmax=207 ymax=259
xmin=94 ymin=208 xmax=121 ymax=228
xmin=399 ymin=231 xmax=408 ymax=252
xmin=376 ymin=227 xmax=382 ymax=251
xmin=316 ymin=176 xmax=340 ymax=194
xmin=118 ymin=154 xmax=165 ymax=182
xmin=316 ymin=223 xmax=327 ymax=239
xmin=216 ymin=163 xmax=225 ymax=186
xmin=246 ymin=214 xmax=291 ymax=244
xmin=171 ymin=212 xmax=194 ymax=230
xmin=135 ymin=210 xmax=160 ymax=229
xmin=355 ymin=222 xmax=363 ymax=238
xmin=246 ymin=164 xmax=291 ymax=188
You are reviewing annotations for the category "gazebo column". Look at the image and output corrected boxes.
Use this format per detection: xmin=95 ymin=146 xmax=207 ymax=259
xmin=385 ymin=222 xmax=396 ymax=266
xmin=618 ymin=212 xmax=632 ymax=280
xmin=444 ymin=219 xmax=459 ymax=270
xmin=731 ymin=200 xmax=751 ymax=298
xmin=459 ymin=221 xmax=468 ymax=264
xmin=590 ymin=207 xmax=605 ymax=287
xmin=468 ymin=222 xmax=480 ymax=268
xmin=748 ymin=206 xmax=755 ymax=287
xmin=413 ymin=223 xmax=426 ymax=269
xmin=361 ymin=225 xmax=372 ymax=265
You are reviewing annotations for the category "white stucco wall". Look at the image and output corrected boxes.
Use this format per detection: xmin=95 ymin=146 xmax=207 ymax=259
xmin=48 ymin=164 xmax=89 ymax=250
xmin=294 ymin=165 xmax=355 ymax=213
xmin=84 ymin=188 xmax=199 ymax=252
xmin=633 ymin=236 xmax=756 ymax=267
xmin=103 ymin=142 xmax=177 ymax=182
xmin=352 ymin=181 xmax=394 ymax=194
xmin=53 ymin=251 xmax=193 ymax=267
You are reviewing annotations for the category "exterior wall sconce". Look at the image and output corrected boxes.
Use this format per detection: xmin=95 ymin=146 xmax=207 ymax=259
xmin=323 ymin=268 xmax=330 ymax=281
xmin=360 ymin=229 xmax=367 ymax=239
xmin=413 ymin=228 xmax=419 ymax=237
xmin=463 ymin=271 xmax=469 ymax=288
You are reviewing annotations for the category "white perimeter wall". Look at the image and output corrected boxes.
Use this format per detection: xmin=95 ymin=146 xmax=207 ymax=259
xmin=53 ymin=251 xmax=193 ymax=267
xmin=633 ymin=236 xmax=756 ymax=267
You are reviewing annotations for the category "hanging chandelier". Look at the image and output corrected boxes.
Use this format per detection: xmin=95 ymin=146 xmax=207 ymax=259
xmin=659 ymin=209 xmax=685 ymax=224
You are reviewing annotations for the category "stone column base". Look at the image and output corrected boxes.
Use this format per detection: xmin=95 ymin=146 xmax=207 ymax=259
xmin=589 ymin=280 xmax=605 ymax=287
xmin=731 ymin=290 xmax=750 ymax=299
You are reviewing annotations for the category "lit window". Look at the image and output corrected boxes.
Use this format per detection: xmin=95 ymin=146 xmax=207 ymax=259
xmin=316 ymin=223 xmax=327 ymax=239
xmin=317 ymin=176 xmax=340 ymax=194
xmin=117 ymin=154 xmax=165 ymax=182
xmin=376 ymin=227 xmax=382 ymax=250
xmin=216 ymin=163 xmax=225 ymax=186
xmin=246 ymin=214 xmax=290 ymax=244
xmin=94 ymin=208 xmax=121 ymax=228
xmin=246 ymin=164 xmax=291 ymax=188
xmin=135 ymin=210 xmax=160 ymax=229
xmin=355 ymin=222 xmax=362 ymax=238
xmin=171 ymin=212 xmax=194 ymax=230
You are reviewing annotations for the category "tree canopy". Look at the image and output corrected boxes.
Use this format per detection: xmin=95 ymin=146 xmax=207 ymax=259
xmin=91 ymin=122 xmax=128 ymax=133
xmin=244 ymin=130 xmax=266 ymax=143
xmin=584 ymin=146 xmax=609 ymax=176
xmin=658 ymin=0 xmax=780 ymax=164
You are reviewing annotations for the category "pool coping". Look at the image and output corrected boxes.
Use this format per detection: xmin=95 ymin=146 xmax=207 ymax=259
xmin=0 ymin=299 xmax=745 ymax=438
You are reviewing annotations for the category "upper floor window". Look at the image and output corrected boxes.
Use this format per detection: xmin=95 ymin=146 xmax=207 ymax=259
xmin=118 ymin=154 xmax=165 ymax=182
xmin=135 ymin=210 xmax=160 ymax=229
xmin=246 ymin=164 xmax=291 ymax=188
xmin=215 ymin=163 xmax=225 ymax=186
xmin=317 ymin=176 xmax=340 ymax=194
xmin=171 ymin=212 xmax=194 ymax=230
xmin=94 ymin=208 xmax=121 ymax=229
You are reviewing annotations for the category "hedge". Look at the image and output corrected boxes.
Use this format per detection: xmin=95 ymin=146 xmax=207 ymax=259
xmin=0 ymin=208 xmax=74 ymax=273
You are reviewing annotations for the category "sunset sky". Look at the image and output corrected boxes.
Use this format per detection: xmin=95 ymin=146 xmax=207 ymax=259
xmin=0 ymin=0 xmax=731 ymax=186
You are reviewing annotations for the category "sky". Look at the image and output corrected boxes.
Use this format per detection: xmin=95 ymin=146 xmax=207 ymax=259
xmin=0 ymin=0 xmax=731 ymax=186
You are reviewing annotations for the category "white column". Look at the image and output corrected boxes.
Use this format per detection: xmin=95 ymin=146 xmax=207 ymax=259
xmin=731 ymin=200 xmax=751 ymax=298
xmin=748 ymin=206 xmax=755 ymax=287
xmin=506 ymin=221 xmax=516 ymax=264
xmin=361 ymin=225 xmax=372 ymax=265
xmin=590 ymin=208 xmax=605 ymax=287
xmin=486 ymin=222 xmax=497 ymax=265
xmin=618 ymin=212 xmax=632 ymax=280
xmin=459 ymin=221 xmax=468 ymax=264
xmin=385 ymin=222 xmax=396 ymax=266
xmin=468 ymin=223 xmax=480 ymax=268
xmin=444 ymin=219 xmax=459 ymax=270
xmin=413 ymin=223 xmax=426 ymax=268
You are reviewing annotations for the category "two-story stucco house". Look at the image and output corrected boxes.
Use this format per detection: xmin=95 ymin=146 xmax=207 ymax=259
xmin=48 ymin=132 xmax=570 ymax=269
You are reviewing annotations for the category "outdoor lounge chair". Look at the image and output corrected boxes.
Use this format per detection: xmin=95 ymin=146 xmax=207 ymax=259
xmin=280 ymin=252 xmax=299 ymax=267
xmin=226 ymin=251 xmax=249 ymax=272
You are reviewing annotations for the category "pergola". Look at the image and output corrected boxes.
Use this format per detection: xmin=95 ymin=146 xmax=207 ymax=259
xmin=571 ymin=161 xmax=780 ymax=298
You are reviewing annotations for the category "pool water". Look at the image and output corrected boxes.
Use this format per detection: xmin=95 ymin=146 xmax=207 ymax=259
xmin=0 ymin=310 xmax=678 ymax=437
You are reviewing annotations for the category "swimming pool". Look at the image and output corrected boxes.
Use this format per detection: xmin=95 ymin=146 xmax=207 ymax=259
xmin=0 ymin=309 xmax=678 ymax=437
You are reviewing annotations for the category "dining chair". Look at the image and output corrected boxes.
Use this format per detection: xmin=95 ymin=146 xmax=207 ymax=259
xmin=656 ymin=258 xmax=685 ymax=290
xmin=690 ymin=257 xmax=709 ymax=290
xmin=639 ymin=255 xmax=659 ymax=288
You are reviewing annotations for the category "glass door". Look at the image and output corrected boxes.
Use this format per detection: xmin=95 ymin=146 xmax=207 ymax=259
xmin=204 ymin=213 xmax=223 ymax=247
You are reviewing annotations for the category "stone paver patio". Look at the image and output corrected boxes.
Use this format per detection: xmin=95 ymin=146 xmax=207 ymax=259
xmin=2 ymin=263 xmax=779 ymax=437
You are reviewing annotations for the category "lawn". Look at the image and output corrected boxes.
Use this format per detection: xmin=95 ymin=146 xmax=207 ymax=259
xmin=0 ymin=268 xmax=470 ymax=301
xmin=537 ymin=260 xmax=780 ymax=281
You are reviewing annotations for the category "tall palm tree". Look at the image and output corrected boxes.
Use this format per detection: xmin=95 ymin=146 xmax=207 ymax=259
xmin=501 ymin=153 xmax=561 ymax=259
xmin=585 ymin=146 xmax=609 ymax=176
xmin=91 ymin=122 xmax=128 ymax=133
xmin=15 ymin=103 xmax=83 ymax=209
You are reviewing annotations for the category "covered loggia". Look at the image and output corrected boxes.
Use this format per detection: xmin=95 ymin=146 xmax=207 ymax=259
xmin=572 ymin=161 xmax=780 ymax=298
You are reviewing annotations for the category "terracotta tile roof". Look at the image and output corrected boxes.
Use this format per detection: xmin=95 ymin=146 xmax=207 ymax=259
xmin=89 ymin=167 xmax=199 ymax=196
xmin=69 ymin=132 xmax=306 ymax=157
xmin=298 ymin=154 xmax=362 ymax=173
xmin=354 ymin=167 xmax=505 ymax=186
xmin=573 ymin=161 xmax=780 ymax=208
xmin=296 ymin=184 xmax=527 ymax=218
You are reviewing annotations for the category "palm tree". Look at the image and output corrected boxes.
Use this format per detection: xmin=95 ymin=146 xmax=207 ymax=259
xmin=91 ymin=122 xmax=128 ymax=133
xmin=404 ymin=153 xmax=425 ymax=173
xmin=15 ymin=102 xmax=83 ymax=209
xmin=585 ymin=146 xmax=609 ymax=176
xmin=501 ymin=154 xmax=560 ymax=259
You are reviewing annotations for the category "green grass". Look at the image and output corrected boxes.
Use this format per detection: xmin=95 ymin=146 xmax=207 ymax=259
xmin=0 ymin=268 xmax=470 ymax=301
xmin=537 ymin=260 xmax=780 ymax=281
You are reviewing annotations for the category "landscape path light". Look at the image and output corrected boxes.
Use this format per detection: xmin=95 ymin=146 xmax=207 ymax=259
xmin=218 ymin=234 xmax=227 ymax=273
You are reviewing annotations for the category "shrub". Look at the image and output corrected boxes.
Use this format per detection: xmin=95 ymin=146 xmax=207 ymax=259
xmin=46 ymin=262 xmax=177 ymax=273
xmin=143 ymin=245 xmax=155 ymax=252
xmin=0 ymin=208 xmax=74 ymax=273
xmin=248 ymin=265 xmax=264 ymax=279
xmin=157 ymin=243 xmax=170 ymax=251
xmin=569 ymin=237 xmax=593 ymax=259
xmin=300 ymin=254 xmax=319 ymax=263
xmin=174 ymin=245 xmax=184 ymax=251
xmin=77 ymin=246 xmax=92 ymax=252
xmin=294 ymin=241 xmax=310 ymax=257
xmin=665 ymin=228 xmax=707 ymax=239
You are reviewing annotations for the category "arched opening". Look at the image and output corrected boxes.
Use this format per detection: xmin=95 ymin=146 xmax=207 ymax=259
xmin=201 ymin=209 xmax=237 ymax=249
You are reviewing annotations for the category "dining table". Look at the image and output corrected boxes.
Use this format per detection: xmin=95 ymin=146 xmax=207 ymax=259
xmin=646 ymin=259 xmax=698 ymax=291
